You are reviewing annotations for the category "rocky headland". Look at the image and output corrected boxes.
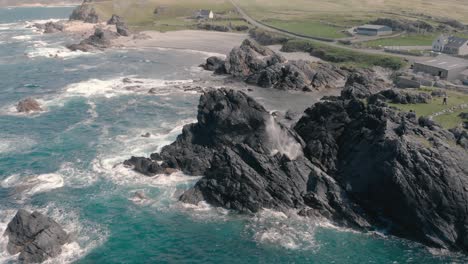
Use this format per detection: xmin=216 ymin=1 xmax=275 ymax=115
xmin=125 ymin=84 xmax=468 ymax=253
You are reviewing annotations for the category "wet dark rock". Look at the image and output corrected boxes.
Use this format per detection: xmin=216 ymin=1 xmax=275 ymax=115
xmin=123 ymin=156 xmax=164 ymax=176
xmin=4 ymin=210 xmax=69 ymax=263
xmin=69 ymin=0 xmax=99 ymax=23
xmin=141 ymin=132 xmax=151 ymax=138
xmin=200 ymin=56 xmax=226 ymax=74
xmin=17 ymin=98 xmax=43 ymax=113
xmin=107 ymin=14 xmax=123 ymax=25
xmin=67 ymin=28 xmax=118 ymax=52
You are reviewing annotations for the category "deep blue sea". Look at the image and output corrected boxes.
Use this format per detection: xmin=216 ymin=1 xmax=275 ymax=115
xmin=0 ymin=6 xmax=467 ymax=264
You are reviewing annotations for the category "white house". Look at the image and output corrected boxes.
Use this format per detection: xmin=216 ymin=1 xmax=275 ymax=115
xmin=195 ymin=10 xmax=214 ymax=20
xmin=433 ymin=35 xmax=468 ymax=56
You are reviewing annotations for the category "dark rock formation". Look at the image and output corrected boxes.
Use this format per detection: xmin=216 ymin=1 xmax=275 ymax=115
xmin=368 ymin=89 xmax=432 ymax=104
xmin=17 ymin=98 xmax=43 ymax=113
xmin=4 ymin=210 xmax=69 ymax=263
xmin=67 ymin=28 xmax=118 ymax=52
xmin=207 ymin=39 xmax=348 ymax=91
xmin=341 ymin=68 xmax=393 ymax=99
xmin=129 ymin=88 xmax=468 ymax=252
xmin=107 ymin=14 xmax=123 ymax=25
xmin=33 ymin=21 xmax=64 ymax=34
xmin=69 ymin=0 xmax=99 ymax=23
xmin=295 ymin=96 xmax=468 ymax=251
xmin=116 ymin=22 xmax=130 ymax=37
xmin=200 ymin=56 xmax=226 ymax=74
xmin=370 ymin=18 xmax=434 ymax=33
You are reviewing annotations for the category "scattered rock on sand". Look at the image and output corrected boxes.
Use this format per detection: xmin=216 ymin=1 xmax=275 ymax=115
xmin=17 ymin=98 xmax=43 ymax=113
xmin=4 ymin=209 xmax=69 ymax=263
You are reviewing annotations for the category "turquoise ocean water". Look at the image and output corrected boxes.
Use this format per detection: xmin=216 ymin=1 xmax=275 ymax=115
xmin=0 ymin=6 xmax=466 ymax=264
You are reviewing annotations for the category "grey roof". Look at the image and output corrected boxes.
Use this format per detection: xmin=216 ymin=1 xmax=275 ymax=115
xmin=357 ymin=24 xmax=391 ymax=31
xmin=416 ymin=55 xmax=468 ymax=71
xmin=445 ymin=36 xmax=468 ymax=49
xmin=199 ymin=10 xmax=212 ymax=16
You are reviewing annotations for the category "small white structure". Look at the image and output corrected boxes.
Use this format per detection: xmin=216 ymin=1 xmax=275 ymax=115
xmin=195 ymin=10 xmax=214 ymax=20
xmin=432 ymin=35 xmax=468 ymax=56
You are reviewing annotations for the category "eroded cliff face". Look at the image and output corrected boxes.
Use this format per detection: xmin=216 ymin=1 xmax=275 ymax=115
xmin=125 ymin=87 xmax=467 ymax=252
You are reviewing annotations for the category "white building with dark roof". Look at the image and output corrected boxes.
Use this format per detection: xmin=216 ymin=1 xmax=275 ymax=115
xmin=356 ymin=25 xmax=393 ymax=36
xmin=195 ymin=9 xmax=214 ymax=19
xmin=413 ymin=55 xmax=468 ymax=81
xmin=432 ymin=35 xmax=468 ymax=56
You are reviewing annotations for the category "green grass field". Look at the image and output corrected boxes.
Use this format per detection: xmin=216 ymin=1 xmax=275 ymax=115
xmin=91 ymin=0 xmax=245 ymax=32
xmin=265 ymin=19 xmax=347 ymax=39
xmin=388 ymin=88 xmax=468 ymax=129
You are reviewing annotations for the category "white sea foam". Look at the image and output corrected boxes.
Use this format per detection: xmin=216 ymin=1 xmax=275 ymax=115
xmin=1 ymin=173 xmax=64 ymax=201
xmin=248 ymin=209 xmax=318 ymax=250
xmin=12 ymin=35 xmax=32 ymax=40
xmin=26 ymin=45 xmax=90 ymax=59
xmin=0 ymin=135 xmax=36 ymax=154
xmin=266 ymin=116 xmax=303 ymax=160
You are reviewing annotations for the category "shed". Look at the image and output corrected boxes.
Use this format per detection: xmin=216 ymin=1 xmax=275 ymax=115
xmin=413 ymin=55 xmax=468 ymax=81
xmin=356 ymin=24 xmax=393 ymax=36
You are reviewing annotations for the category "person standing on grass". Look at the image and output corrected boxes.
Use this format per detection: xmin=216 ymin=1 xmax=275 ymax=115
xmin=443 ymin=95 xmax=448 ymax=105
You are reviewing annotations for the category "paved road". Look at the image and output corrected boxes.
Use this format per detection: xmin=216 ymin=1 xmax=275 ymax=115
xmin=228 ymin=0 xmax=423 ymax=62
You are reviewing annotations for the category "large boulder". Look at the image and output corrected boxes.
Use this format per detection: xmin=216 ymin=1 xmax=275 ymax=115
xmin=4 ymin=210 xmax=69 ymax=263
xmin=17 ymin=98 xmax=43 ymax=113
xmin=115 ymin=21 xmax=130 ymax=37
xmin=69 ymin=0 xmax=99 ymax=23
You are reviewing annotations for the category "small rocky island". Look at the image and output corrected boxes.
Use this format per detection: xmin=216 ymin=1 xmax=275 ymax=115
xmin=3 ymin=210 xmax=69 ymax=263
xmin=126 ymin=39 xmax=468 ymax=253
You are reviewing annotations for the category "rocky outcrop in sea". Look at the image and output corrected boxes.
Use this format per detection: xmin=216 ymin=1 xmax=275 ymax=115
xmin=4 ymin=210 xmax=69 ymax=263
xmin=32 ymin=21 xmax=64 ymax=34
xmin=67 ymin=28 xmax=118 ymax=52
xmin=126 ymin=87 xmax=468 ymax=253
xmin=17 ymin=98 xmax=43 ymax=113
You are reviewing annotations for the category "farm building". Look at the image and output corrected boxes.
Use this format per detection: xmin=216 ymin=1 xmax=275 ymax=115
xmin=356 ymin=25 xmax=392 ymax=36
xmin=432 ymin=35 xmax=468 ymax=56
xmin=195 ymin=10 xmax=214 ymax=19
xmin=413 ymin=55 xmax=468 ymax=81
